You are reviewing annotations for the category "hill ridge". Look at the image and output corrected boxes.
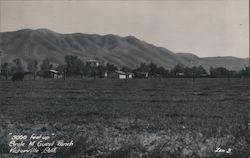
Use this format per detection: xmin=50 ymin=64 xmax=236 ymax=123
xmin=0 ymin=29 xmax=248 ymax=70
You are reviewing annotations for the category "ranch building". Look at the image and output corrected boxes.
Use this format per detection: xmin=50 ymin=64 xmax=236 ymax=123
xmin=43 ymin=70 xmax=62 ymax=79
xmin=200 ymin=73 xmax=209 ymax=77
xmin=107 ymin=70 xmax=133 ymax=79
xmin=176 ymin=72 xmax=185 ymax=77
xmin=86 ymin=60 xmax=100 ymax=67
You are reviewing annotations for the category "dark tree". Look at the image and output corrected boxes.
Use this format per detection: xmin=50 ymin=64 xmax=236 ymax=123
xmin=157 ymin=66 xmax=169 ymax=78
xmin=64 ymin=55 xmax=84 ymax=76
xmin=121 ymin=66 xmax=132 ymax=73
xmin=135 ymin=63 xmax=150 ymax=72
xmin=196 ymin=66 xmax=208 ymax=76
xmin=239 ymin=66 xmax=250 ymax=77
xmin=56 ymin=64 xmax=66 ymax=80
xmin=184 ymin=67 xmax=193 ymax=77
xmin=40 ymin=58 xmax=53 ymax=71
xmin=105 ymin=63 xmax=118 ymax=72
xmin=186 ymin=66 xmax=208 ymax=78
xmin=209 ymin=67 xmax=229 ymax=78
xmin=96 ymin=65 xmax=106 ymax=78
xmin=10 ymin=58 xmax=24 ymax=75
xmin=84 ymin=62 xmax=92 ymax=77
xmin=27 ymin=60 xmax=38 ymax=80
xmin=170 ymin=64 xmax=185 ymax=77
xmin=12 ymin=72 xmax=24 ymax=82
xmin=1 ymin=62 xmax=9 ymax=80
xmin=149 ymin=62 xmax=158 ymax=77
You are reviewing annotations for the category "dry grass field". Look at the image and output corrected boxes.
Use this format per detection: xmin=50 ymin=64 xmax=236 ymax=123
xmin=0 ymin=78 xmax=249 ymax=158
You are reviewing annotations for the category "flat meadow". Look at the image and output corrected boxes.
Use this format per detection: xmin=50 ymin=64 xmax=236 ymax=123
xmin=0 ymin=78 xmax=249 ymax=158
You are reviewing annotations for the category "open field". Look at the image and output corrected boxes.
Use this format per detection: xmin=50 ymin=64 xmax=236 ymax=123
xmin=0 ymin=78 xmax=249 ymax=158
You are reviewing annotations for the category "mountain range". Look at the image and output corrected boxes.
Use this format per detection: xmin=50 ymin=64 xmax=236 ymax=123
xmin=0 ymin=29 xmax=248 ymax=71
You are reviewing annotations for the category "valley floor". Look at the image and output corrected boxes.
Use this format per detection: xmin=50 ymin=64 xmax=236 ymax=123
xmin=0 ymin=78 xmax=249 ymax=158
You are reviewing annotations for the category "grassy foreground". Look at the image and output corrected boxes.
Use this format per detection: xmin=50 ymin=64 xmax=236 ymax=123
xmin=0 ymin=78 xmax=249 ymax=158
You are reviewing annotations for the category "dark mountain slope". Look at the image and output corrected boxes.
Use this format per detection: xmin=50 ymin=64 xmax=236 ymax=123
xmin=0 ymin=29 xmax=247 ymax=70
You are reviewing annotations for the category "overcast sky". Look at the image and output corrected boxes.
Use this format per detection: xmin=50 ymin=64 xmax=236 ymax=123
xmin=0 ymin=0 xmax=249 ymax=58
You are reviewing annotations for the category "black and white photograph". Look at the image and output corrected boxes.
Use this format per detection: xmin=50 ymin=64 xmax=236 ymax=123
xmin=0 ymin=0 xmax=249 ymax=158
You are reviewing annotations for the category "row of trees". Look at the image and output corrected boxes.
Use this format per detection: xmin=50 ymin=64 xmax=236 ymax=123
xmin=0 ymin=58 xmax=49 ymax=80
xmin=133 ymin=62 xmax=249 ymax=78
xmin=0 ymin=56 xmax=119 ymax=80
xmin=0 ymin=55 xmax=249 ymax=80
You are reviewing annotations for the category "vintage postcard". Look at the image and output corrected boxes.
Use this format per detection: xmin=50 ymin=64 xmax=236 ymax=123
xmin=0 ymin=0 xmax=249 ymax=158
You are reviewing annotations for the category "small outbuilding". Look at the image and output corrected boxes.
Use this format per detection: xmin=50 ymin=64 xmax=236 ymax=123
xmin=200 ymin=73 xmax=209 ymax=77
xmin=176 ymin=72 xmax=185 ymax=77
xmin=107 ymin=70 xmax=133 ymax=79
xmin=86 ymin=60 xmax=100 ymax=67
xmin=127 ymin=72 xmax=133 ymax=79
xmin=43 ymin=70 xmax=62 ymax=79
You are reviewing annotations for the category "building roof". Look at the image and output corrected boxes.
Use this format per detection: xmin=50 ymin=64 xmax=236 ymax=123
xmin=87 ymin=59 xmax=99 ymax=63
xmin=48 ymin=69 xmax=59 ymax=74
xmin=115 ymin=70 xmax=133 ymax=75
xmin=115 ymin=70 xmax=126 ymax=74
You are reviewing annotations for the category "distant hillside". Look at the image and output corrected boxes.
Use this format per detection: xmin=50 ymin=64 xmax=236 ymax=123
xmin=0 ymin=29 xmax=248 ymax=70
xmin=176 ymin=53 xmax=248 ymax=71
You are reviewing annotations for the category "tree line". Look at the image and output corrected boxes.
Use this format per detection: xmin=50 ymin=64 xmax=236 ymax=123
xmin=0 ymin=55 xmax=249 ymax=80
